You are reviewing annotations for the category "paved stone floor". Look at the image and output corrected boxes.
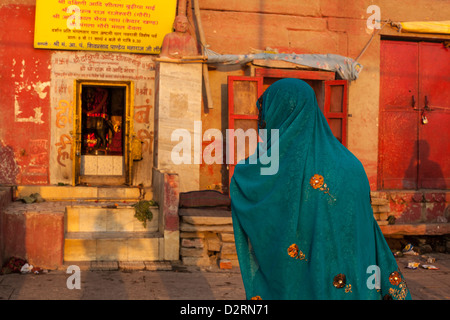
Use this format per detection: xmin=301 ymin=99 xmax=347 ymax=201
xmin=0 ymin=253 xmax=449 ymax=301
xmin=395 ymin=252 xmax=450 ymax=300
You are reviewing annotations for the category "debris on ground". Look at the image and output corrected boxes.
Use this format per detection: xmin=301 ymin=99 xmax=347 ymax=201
xmin=402 ymin=243 xmax=419 ymax=256
xmin=406 ymin=262 xmax=420 ymax=269
xmin=0 ymin=257 xmax=27 ymax=274
xmin=18 ymin=193 xmax=45 ymax=204
xmin=421 ymin=264 xmax=439 ymax=270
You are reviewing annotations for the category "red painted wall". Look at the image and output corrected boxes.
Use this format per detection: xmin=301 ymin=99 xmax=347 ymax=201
xmin=0 ymin=4 xmax=52 ymax=185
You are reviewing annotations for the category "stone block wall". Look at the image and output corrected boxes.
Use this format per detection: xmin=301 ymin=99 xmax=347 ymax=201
xmin=371 ymin=191 xmax=450 ymax=224
xmin=177 ymin=190 xmax=237 ymax=268
xmin=179 ymin=211 xmax=238 ymax=269
xmin=371 ymin=193 xmax=391 ymax=226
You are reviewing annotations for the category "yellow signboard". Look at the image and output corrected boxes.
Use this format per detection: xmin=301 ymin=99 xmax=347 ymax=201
xmin=34 ymin=0 xmax=177 ymax=54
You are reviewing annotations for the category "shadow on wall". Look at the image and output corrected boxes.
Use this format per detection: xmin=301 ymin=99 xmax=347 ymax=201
xmin=404 ymin=140 xmax=446 ymax=190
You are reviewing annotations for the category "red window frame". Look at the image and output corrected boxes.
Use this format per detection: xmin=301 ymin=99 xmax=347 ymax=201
xmin=227 ymin=76 xmax=263 ymax=185
xmin=323 ymin=80 xmax=348 ymax=147
xmin=227 ymin=72 xmax=348 ymax=187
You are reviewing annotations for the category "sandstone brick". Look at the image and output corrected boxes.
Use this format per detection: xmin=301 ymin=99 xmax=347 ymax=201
xmin=371 ymin=198 xmax=389 ymax=206
xmin=377 ymin=205 xmax=391 ymax=213
xmin=219 ymin=233 xmax=235 ymax=242
xmin=180 ymin=231 xmax=206 ymax=239
xmin=180 ymin=222 xmax=234 ymax=233
xmin=327 ymin=17 xmax=368 ymax=35
xmin=181 ymin=238 xmax=204 ymax=248
xmin=199 ymin=0 xmax=321 ymax=17
xmin=127 ymin=238 xmax=159 ymax=261
xmin=64 ymin=239 xmax=96 ymax=261
xmin=144 ymin=261 xmax=172 ymax=271
xmin=220 ymin=252 xmax=238 ymax=260
xmin=205 ymin=233 xmax=221 ymax=252
xmin=182 ymin=215 xmax=232 ymax=226
xmin=181 ymin=247 xmax=206 ymax=257
xmin=182 ymin=256 xmax=214 ymax=267
xmin=119 ymin=261 xmax=145 ymax=271
xmin=91 ymin=261 xmax=119 ymax=271
xmin=221 ymin=242 xmax=237 ymax=254
xmin=288 ymin=30 xmax=348 ymax=55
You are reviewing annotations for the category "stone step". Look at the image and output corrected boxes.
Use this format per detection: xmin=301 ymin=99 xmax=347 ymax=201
xmin=63 ymin=202 xmax=161 ymax=262
xmin=17 ymin=185 xmax=152 ymax=201
xmin=65 ymin=205 xmax=159 ymax=233
xmin=65 ymin=231 xmax=162 ymax=239
xmin=64 ymin=232 xmax=163 ymax=261
xmin=61 ymin=261 xmax=173 ymax=271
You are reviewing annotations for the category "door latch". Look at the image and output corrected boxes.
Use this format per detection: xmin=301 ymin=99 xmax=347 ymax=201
xmin=424 ymin=96 xmax=433 ymax=111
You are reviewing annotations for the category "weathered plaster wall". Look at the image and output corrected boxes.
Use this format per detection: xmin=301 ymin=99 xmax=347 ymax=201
xmin=0 ymin=3 xmax=52 ymax=185
xmin=154 ymin=62 xmax=202 ymax=193
xmin=197 ymin=0 xmax=450 ymax=190
xmin=1 ymin=0 xmax=450 ymax=192
xmin=200 ymin=66 xmax=246 ymax=193
xmin=0 ymin=1 xmax=157 ymax=187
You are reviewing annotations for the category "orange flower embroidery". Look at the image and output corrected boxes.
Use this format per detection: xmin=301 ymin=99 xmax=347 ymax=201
xmin=309 ymin=174 xmax=336 ymax=201
xmin=345 ymin=284 xmax=352 ymax=293
xmin=333 ymin=274 xmax=346 ymax=288
xmin=288 ymin=244 xmax=299 ymax=257
xmin=333 ymin=274 xmax=352 ymax=293
xmin=310 ymin=174 xmax=324 ymax=189
xmin=389 ymin=271 xmax=402 ymax=286
xmin=388 ymin=270 xmax=409 ymax=299
xmin=251 ymin=296 xmax=262 ymax=300
xmin=287 ymin=244 xmax=307 ymax=261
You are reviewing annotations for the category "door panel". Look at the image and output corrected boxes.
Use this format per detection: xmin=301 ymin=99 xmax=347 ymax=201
xmin=380 ymin=41 xmax=420 ymax=189
xmin=418 ymin=42 xmax=450 ymax=189
xmin=380 ymin=40 xmax=450 ymax=190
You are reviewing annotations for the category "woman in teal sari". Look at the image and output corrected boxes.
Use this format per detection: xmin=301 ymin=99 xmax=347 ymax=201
xmin=230 ymin=78 xmax=411 ymax=300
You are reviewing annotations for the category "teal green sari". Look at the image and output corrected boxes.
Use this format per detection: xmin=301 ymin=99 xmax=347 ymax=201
xmin=230 ymin=79 xmax=411 ymax=300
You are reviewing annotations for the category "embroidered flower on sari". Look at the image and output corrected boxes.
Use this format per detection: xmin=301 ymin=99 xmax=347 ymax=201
xmin=387 ymin=270 xmax=409 ymax=300
xmin=288 ymin=244 xmax=299 ymax=257
xmin=310 ymin=174 xmax=324 ymax=189
xmin=309 ymin=174 xmax=336 ymax=201
xmin=345 ymin=284 xmax=352 ymax=293
xmin=333 ymin=274 xmax=346 ymax=288
xmin=389 ymin=271 xmax=402 ymax=286
xmin=333 ymin=274 xmax=352 ymax=293
xmin=389 ymin=285 xmax=409 ymax=300
xmin=250 ymin=296 xmax=262 ymax=300
xmin=287 ymin=244 xmax=307 ymax=261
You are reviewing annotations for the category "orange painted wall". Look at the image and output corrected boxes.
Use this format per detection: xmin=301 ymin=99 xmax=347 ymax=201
xmin=0 ymin=2 xmax=52 ymax=185
xmin=1 ymin=0 xmax=449 ymax=192
xmin=196 ymin=0 xmax=450 ymax=190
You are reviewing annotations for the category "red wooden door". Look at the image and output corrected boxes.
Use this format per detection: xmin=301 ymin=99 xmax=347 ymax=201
xmin=418 ymin=42 xmax=450 ymax=189
xmin=379 ymin=40 xmax=450 ymax=190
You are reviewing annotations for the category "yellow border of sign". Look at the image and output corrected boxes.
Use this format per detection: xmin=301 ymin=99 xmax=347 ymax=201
xmin=34 ymin=0 xmax=177 ymax=54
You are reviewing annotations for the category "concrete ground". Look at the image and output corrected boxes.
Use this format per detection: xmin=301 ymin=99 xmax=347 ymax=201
xmin=0 ymin=254 xmax=449 ymax=301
